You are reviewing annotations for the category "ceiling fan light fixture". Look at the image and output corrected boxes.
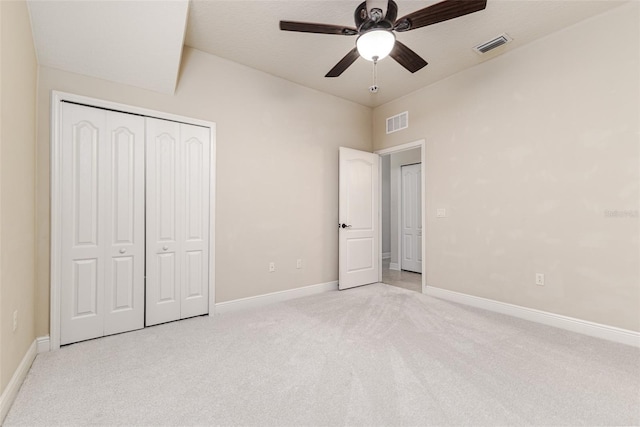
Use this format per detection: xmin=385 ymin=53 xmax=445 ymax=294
xmin=356 ymin=29 xmax=396 ymax=61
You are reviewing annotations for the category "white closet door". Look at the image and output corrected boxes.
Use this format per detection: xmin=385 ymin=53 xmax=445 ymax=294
xmin=146 ymin=118 xmax=182 ymax=325
xmin=103 ymin=112 xmax=145 ymax=335
xmin=146 ymin=119 xmax=210 ymax=326
xmin=60 ymin=103 xmax=106 ymax=345
xmin=60 ymin=103 xmax=145 ymax=345
xmin=401 ymin=163 xmax=422 ymax=273
xmin=180 ymin=124 xmax=210 ymax=318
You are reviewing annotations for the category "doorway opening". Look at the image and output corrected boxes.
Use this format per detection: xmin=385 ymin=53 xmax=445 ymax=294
xmin=377 ymin=140 xmax=426 ymax=293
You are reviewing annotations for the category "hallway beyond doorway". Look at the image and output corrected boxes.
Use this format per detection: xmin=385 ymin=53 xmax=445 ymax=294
xmin=381 ymin=259 xmax=421 ymax=293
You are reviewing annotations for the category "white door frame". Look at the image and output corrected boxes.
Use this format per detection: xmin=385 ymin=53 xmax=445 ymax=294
xmin=50 ymin=91 xmax=217 ymax=350
xmin=375 ymin=139 xmax=426 ymax=293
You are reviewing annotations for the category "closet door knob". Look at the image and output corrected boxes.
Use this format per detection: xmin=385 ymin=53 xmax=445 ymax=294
xmin=119 ymin=248 xmax=126 ymax=254
xmin=162 ymin=246 xmax=169 ymax=251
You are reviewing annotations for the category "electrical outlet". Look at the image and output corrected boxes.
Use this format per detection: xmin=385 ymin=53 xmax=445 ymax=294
xmin=437 ymin=208 xmax=446 ymax=218
xmin=296 ymin=259 xmax=302 ymax=269
xmin=13 ymin=310 xmax=18 ymax=332
xmin=535 ymin=273 xmax=545 ymax=286
xmin=269 ymin=262 xmax=276 ymax=272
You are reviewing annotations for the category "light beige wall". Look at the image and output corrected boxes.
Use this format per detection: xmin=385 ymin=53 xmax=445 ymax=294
xmin=36 ymin=47 xmax=372 ymax=336
xmin=0 ymin=0 xmax=37 ymax=393
xmin=373 ymin=3 xmax=640 ymax=331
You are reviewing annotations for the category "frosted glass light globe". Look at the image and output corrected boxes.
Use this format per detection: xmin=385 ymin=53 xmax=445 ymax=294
xmin=356 ymin=30 xmax=396 ymax=61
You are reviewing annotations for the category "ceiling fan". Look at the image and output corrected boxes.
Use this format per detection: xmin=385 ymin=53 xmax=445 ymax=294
xmin=280 ymin=0 xmax=487 ymax=78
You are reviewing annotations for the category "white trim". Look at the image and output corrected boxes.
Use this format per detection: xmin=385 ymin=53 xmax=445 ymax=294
xmin=0 ymin=340 xmax=36 ymax=423
xmin=51 ymin=91 xmax=214 ymax=128
xmin=375 ymin=140 xmax=424 ymax=156
xmin=36 ymin=336 xmax=50 ymax=353
xmin=425 ymin=286 xmax=640 ymax=348
xmin=50 ymin=93 xmax=62 ymax=350
xmin=49 ymin=91 xmax=216 ymax=349
xmin=382 ymin=252 xmax=391 ymax=260
xmin=375 ymin=139 xmax=426 ymax=294
xmin=420 ymin=144 xmax=426 ymax=293
xmin=208 ymin=124 xmax=217 ymax=316
xmin=395 ymin=165 xmax=402 ymax=275
xmin=377 ymin=156 xmax=383 ymax=283
xmin=215 ymin=281 xmax=338 ymax=314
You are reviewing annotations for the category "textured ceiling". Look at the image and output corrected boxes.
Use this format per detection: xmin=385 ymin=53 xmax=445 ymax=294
xmin=185 ymin=0 xmax=626 ymax=107
xmin=27 ymin=1 xmax=627 ymax=106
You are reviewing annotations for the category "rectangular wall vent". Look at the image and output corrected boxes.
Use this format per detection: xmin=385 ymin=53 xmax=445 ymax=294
xmin=386 ymin=111 xmax=408 ymax=134
xmin=473 ymin=33 xmax=512 ymax=54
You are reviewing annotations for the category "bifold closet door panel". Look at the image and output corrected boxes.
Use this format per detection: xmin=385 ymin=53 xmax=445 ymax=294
xmin=146 ymin=118 xmax=182 ymax=326
xmin=60 ymin=103 xmax=105 ymax=345
xmin=60 ymin=103 xmax=145 ymax=345
xmin=180 ymin=123 xmax=210 ymax=319
xmin=146 ymin=118 xmax=210 ymax=326
xmin=103 ymin=112 xmax=146 ymax=336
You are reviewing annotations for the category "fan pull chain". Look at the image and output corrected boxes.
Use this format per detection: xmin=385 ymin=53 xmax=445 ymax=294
xmin=369 ymin=56 xmax=379 ymax=93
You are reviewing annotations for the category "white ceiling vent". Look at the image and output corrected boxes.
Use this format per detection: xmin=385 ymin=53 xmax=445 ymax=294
xmin=386 ymin=111 xmax=408 ymax=134
xmin=473 ymin=33 xmax=512 ymax=54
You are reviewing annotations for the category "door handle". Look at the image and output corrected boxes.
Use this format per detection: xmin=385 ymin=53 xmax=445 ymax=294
xmin=339 ymin=223 xmax=352 ymax=229
xmin=119 ymin=248 xmax=126 ymax=254
xmin=162 ymin=246 xmax=169 ymax=251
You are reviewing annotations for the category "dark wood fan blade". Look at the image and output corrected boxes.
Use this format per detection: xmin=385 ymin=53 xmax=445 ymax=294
xmin=394 ymin=0 xmax=487 ymax=32
xmin=325 ymin=48 xmax=360 ymax=77
xmin=354 ymin=1 xmax=368 ymax=28
xmin=280 ymin=21 xmax=358 ymax=35
xmin=385 ymin=0 xmax=398 ymax=23
xmin=390 ymin=41 xmax=428 ymax=73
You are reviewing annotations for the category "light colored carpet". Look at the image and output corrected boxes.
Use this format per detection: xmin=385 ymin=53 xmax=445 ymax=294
xmin=5 ymin=283 xmax=640 ymax=426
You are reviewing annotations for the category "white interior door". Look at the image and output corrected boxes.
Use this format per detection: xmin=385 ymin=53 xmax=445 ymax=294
xmin=401 ymin=163 xmax=422 ymax=273
xmin=60 ymin=103 xmax=144 ymax=345
xmin=146 ymin=118 xmax=181 ymax=325
xmin=146 ymin=118 xmax=210 ymax=326
xmin=338 ymin=147 xmax=379 ymax=290
xmin=103 ymin=111 xmax=146 ymax=335
xmin=179 ymin=123 xmax=210 ymax=318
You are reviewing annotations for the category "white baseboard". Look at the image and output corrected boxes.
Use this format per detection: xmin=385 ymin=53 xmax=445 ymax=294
xmin=425 ymin=286 xmax=640 ymax=348
xmin=36 ymin=336 xmax=50 ymax=353
xmin=215 ymin=281 xmax=338 ymax=314
xmin=382 ymin=252 xmax=391 ymax=260
xmin=0 ymin=340 xmax=36 ymax=423
xmin=389 ymin=262 xmax=400 ymax=271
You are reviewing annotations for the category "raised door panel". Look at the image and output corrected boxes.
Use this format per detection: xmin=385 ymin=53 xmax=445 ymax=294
xmin=72 ymin=259 xmax=99 ymax=317
xmin=346 ymin=159 xmax=374 ymax=230
xmin=180 ymin=124 xmax=210 ymax=318
xmin=104 ymin=112 xmax=145 ymax=335
xmin=146 ymin=118 xmax=182 ymax=326
xmin=60 ymin=103 xmax=106 ymax=345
